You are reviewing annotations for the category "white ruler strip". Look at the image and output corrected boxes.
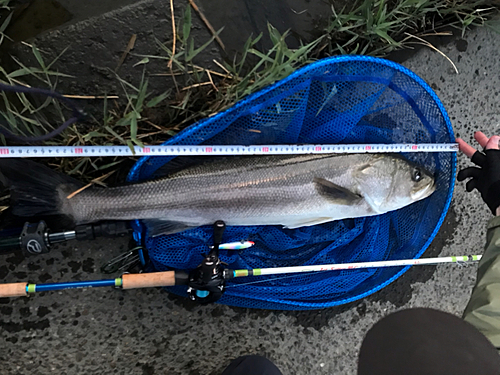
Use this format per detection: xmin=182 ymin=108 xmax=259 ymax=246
xmin=0 ymin=143 xmax=459 ymax=158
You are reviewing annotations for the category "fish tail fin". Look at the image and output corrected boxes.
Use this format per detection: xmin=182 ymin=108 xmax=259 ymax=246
xmin=0 ymin=160 xmax=83 ymax=219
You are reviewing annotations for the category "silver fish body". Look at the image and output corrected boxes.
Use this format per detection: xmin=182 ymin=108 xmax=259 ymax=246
xmin=57 ymin=153 xmax=435 ymax=235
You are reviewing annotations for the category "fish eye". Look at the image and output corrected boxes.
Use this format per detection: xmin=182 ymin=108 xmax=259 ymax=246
xmin=412 ymin=168 xmax=422 ymax=182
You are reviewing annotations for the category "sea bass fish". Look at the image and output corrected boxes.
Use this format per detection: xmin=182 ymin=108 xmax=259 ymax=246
xmin=0 ymin=154 xmax=435 ymax=236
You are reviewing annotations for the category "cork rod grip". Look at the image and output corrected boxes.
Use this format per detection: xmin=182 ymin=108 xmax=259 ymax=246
xmin=121 ymin=271 xmax=176 ymax=289
xmin=0 ymin=283 xmax=27 ymax=297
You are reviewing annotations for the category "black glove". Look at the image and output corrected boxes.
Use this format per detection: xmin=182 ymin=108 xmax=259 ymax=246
xmin=457 ymin=149 xmax=500 ymax=214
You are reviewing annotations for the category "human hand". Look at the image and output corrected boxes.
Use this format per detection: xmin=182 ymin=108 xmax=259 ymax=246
xmin=457 ymin=131 xmax=500 ymax=215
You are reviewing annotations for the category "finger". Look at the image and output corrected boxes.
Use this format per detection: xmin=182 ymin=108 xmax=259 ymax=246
xmin=456 ymin=138 xmax=477 ymax=158
xmin=471 ymin=151 xmax=487 ymax=167
xmin=457 ymin=167 xmax=481 ymax=181
xmin=474 ymin=131 xmax=490 ymax=148
xmin=466 ymin=179 xmax=478 ymax=192
xmin=485 ymin=135 xmax=500 ymax=150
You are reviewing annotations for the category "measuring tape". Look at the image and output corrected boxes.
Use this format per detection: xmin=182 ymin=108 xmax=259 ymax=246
xmin=0 ymin=143 xmax=458 ymax=158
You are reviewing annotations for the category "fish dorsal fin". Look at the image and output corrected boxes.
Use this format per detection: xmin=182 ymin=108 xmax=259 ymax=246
xmin=151 ymin=156 xmax=230 ymax=178
xmin=314 ymin=177 xmax=362 ymax=204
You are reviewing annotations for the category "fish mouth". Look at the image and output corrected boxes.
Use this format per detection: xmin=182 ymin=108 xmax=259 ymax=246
xmin=412 ymin=180 xmax=436 ymax=201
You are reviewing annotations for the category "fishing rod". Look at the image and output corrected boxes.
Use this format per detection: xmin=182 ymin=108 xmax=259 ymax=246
xmin=0 ymin=220 xmax=226 ymax=302
xmin=0 ymin=254 xmax=481 ymax=298
xmin=0 ymin=220 xmax=151 ymax=274
xmin=0 ymin=220 xmax=255 ymax=276
xmin=0 ymin=143 xmax=458 ymax=158
xmin=0 ymin=220 xmax=132 ymax=256
xmin=226 ymin=254 xmax=482 ymax=277
xmin=0 ymin=216 xmax=481 ymax=302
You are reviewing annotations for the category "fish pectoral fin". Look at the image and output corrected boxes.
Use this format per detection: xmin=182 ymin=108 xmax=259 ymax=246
xmin=283 ymin=217 xmax=334 ymax=229
xmin=142 ymin=219 xmax=194 ymax=237
xmin=314 ymin=177 xmax=362 ymax=204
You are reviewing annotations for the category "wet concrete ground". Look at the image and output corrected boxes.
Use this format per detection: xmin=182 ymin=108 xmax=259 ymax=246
xmin=1 ymin=1 xmax=499 ymax=374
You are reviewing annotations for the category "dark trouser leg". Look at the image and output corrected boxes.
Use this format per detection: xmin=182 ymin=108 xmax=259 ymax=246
xmin=221 ymin=355 xmax=282 ymax=375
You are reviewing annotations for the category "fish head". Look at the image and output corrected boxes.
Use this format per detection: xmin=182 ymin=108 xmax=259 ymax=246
xmin=356 ymin=155 xmax=435 ymax=213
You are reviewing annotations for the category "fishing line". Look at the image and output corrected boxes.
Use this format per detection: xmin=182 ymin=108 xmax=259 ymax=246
xmin=226 ymin=272 xmax=323 ymax=288
xmin=0 ymin=83 xmax=86 ymax=143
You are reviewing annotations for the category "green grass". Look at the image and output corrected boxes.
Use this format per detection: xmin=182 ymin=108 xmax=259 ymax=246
xmin=322 ymin=0 xmax=498 ymax=56
xmin=0 ymin=0 xmax=499 ymax=179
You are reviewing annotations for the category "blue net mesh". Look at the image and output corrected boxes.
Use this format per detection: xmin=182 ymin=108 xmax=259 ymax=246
xmin=128 ymin=56 xmax=455 ymax=310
